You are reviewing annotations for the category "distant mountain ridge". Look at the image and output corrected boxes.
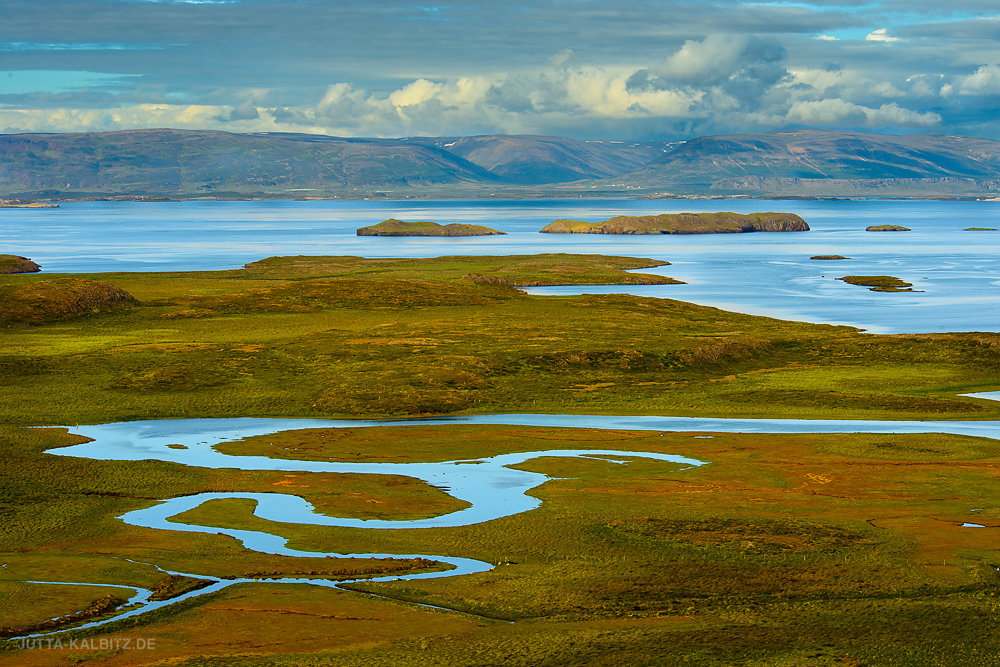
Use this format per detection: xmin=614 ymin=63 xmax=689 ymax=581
xmin=0 ymin=128 xmax=998 ymax=198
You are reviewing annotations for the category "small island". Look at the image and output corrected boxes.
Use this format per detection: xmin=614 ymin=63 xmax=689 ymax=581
xmin=539 ymin=212 xmax=809 ymax=235
xmin=866 ymin=225 xmax=910 ymax=232
xmin=357 ymin=218 xmax=505 ymax=237
xmin=810 ymin=255 xmax=850 ymax=260
xmin=838 ymin=275 xmax=920 ymax=292
xmin=0 ymin=254 xmax=41 ymax=274
xmin=0 ymin=200 xmax=58 ymax=209
xmin=964 ymin=227 xmax=997 ymax=231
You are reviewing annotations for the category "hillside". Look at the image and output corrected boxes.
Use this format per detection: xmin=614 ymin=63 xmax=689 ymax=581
xmin=0 ymin=129 xmax=503 ymax=198
xmin=1 ymin=128 xmax=998 ymax=198
xmin=411 ymin=135 xmax=671 ymax=184
xmin=622 ymin=130 xmax=1000 ymax=196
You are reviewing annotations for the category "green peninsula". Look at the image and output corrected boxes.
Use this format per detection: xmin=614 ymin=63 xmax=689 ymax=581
xmin=540 ymin=211 xmax=809 ymax=234
xmin=357 ymin=218 xmax=505 ymax=237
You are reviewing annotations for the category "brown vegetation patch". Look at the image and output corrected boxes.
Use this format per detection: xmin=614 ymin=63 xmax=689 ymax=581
xmin=0 ymin=278 xmax=136 ymax=326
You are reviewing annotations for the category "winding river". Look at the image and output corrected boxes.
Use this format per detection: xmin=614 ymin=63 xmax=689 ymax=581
xmin=15 ymin=410 xmax=1000 ymax=637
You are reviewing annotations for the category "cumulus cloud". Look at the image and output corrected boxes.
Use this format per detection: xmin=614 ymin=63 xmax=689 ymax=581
xmin=956 ymin=64 xmax=1000 ymax=94
xmin=0 ymin=31 xmax=978 ymax=139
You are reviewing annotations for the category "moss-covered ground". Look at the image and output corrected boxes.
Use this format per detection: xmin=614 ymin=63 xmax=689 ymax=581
xmin=2 ymin=253 xmax=1000 ymax=665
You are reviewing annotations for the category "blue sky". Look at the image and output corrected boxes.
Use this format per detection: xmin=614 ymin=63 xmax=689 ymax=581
xmin=1 ymin=0 xmax=998 ymax=139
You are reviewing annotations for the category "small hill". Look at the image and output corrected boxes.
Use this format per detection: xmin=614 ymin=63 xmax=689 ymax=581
xmin=0 ymin=255 xmax=41 ymax=273
xmin=357 ymin=219 xmax=505 ymax=236
xmin=540 ymin=212 xmax=809 ymax=235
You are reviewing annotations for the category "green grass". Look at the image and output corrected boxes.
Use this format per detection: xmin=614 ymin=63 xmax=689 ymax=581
xmin=4 ymin=424 xmax=992 ymax=664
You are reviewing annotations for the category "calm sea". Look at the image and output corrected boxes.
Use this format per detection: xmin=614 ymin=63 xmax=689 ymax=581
xmin=3 ymin=198 xmax=999 ymax=334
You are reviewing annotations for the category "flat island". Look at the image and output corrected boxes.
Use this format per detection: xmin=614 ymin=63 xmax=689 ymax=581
xmin=810 ymin=255 xmax=850 ymax=260
xmin=866 ymin=225 xmax=911 ymax=232
xmin=357 ymin=218 xmax=505 ymax=237
xmin=839 ymin=275 xmax=920 ymax=292
xmin=539 ymin=212 xmax=809 ymax=235
xmin=0 ymin=200 xmax=58 ymax=209
xmin=0 ymin=254 xmax=41 ymax=274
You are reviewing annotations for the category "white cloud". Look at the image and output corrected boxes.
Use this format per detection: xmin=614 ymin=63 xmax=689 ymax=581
xmin=785 ymin=99 xmax=939 ymax=127
xmin=956 ymin=64 xmax=1000 ymax=95
xmin=815 ymin=35 xmax=838 ymax=41
xmin=388 ymin=79 xmax=442 ymax=109
xmin=865 ymin=29 xmax=900 ymax=43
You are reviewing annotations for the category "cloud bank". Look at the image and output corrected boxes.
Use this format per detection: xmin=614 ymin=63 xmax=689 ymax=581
xmin=1 ymin=0 xmax=998 ymax=139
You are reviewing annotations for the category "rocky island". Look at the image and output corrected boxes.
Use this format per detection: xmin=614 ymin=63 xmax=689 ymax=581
xmin=866 ymin=225 xmax=910 ymax=232
xmin=539 ymin=212 xmax=809 ymax=235
xmin=0 ymin=254 xmax=41 ymax=274
xmin=357 ymin=218 xmax=505 ymax=237
xmin=810 ymin=255 xmax=850 ymax=260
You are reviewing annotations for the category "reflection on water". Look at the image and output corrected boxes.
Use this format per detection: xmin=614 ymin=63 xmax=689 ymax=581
xmin=3 ymin=198 xmax=1000 ymax=333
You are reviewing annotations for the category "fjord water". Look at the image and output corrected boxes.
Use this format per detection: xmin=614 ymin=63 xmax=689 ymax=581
xmin=4 ymin=198 xmax=1000 ymax=333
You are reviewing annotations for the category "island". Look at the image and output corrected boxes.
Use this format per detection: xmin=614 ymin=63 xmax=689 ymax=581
xmin=810 ymin=255 xmax=851 ymax=260
xmin=539 ymin=212 xmax=809 ymax=235
xmin=866 ymin=225 xmax=911 ymax=232
xmin=0 ymin=254 xmax=41 ymax=274
xmin=964 ymin=227 xmax=998 ymax=231
xmin=838 ymin=275 xmax=920 ymax=292
xmin=0 ymin=200 xmax=58 ymax=209
xmin=357 ymin=218 xmax=505 ymax=237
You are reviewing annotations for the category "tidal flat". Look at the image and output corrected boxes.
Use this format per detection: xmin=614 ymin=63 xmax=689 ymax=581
xmin=3 ymin=253 xmax=1000 ymax=664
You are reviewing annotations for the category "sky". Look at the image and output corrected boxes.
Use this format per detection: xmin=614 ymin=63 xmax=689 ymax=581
xmin=1 ymin=0 xmax=999 ymax=140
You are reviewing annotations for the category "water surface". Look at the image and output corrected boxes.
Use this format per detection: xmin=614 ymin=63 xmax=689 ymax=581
xmin=4 ymin=198 xmax=1000 ymax=333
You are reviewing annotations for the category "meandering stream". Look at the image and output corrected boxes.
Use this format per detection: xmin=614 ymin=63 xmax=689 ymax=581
xmin=14 ymin=411 xmax=1000 ymax=637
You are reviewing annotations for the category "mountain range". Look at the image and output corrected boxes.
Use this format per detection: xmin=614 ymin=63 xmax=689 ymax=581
xmin=1 ymin=128 xmax=998 ymax=199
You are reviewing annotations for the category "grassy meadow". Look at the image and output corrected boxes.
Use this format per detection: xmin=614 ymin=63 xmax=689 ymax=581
xmin=2 ymin=253 xmax=1000 ymax=665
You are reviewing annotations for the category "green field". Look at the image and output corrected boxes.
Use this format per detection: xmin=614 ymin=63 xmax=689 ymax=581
xmin=2 ymin=253 xmax=1000 ymax=665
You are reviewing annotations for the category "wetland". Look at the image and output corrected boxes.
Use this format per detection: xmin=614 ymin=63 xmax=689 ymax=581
xmin=3 ymin=199 xmax=1000 ymax=665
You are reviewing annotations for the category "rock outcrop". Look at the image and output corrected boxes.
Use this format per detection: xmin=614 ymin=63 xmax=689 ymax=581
xmin=540 ymin=212 xmax=809 ymax=234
